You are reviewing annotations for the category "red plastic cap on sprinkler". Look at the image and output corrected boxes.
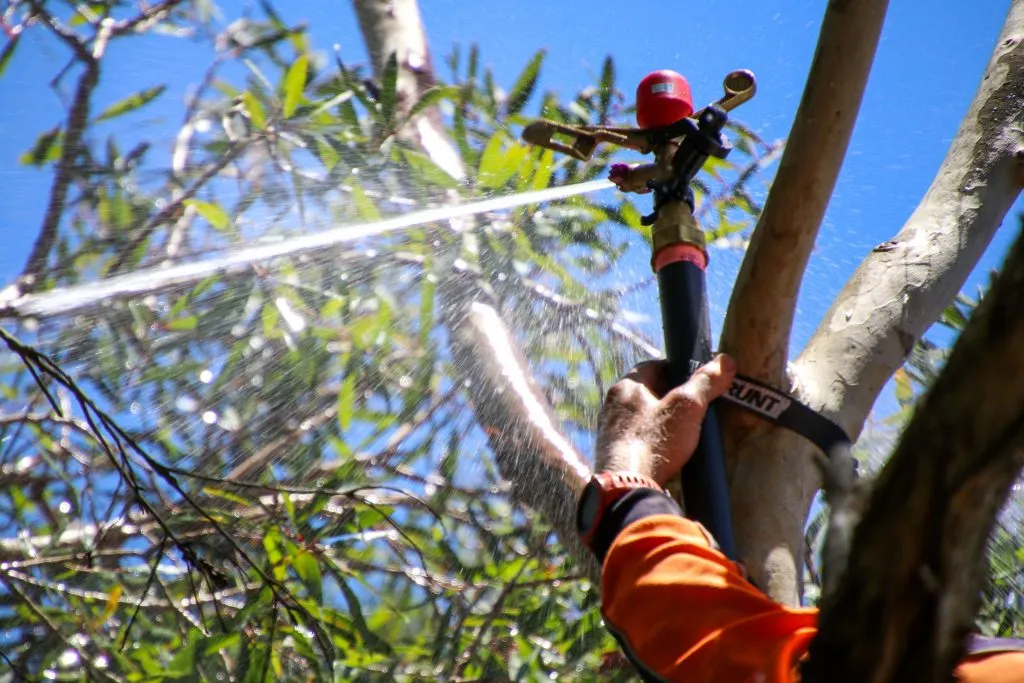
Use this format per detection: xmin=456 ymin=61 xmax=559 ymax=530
xmin=636 ymin=70 xmax=694 ymax=129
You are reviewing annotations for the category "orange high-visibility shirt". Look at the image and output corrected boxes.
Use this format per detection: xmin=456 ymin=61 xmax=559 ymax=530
xmin=600 ymin=512 xmax=1024 ymax=683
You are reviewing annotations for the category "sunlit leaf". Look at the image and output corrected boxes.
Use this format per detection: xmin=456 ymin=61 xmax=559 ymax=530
xmin=184 ymin=199 xmax=231 ymax=231
xmin=242 ymin=90 xmax=267 ymax=129
xmin=478 ymin=131 xmax=528 ymax=190
xmin=400 ymin=85 xmax=460 ymax=127
xmin=378 ymin=51 xmax=399 ymax=124
xmin=402 ymin=149 xmax=460 ymax=189
xmin=893 ymin=367 xmax=913 ymax=405
xmin=20 ymin=126 xmax=62 ymax=166
xmin=0 ymin=33 xmax=19 ymax=79
xmin=338 ymin=372 xmax=356 ymax=431
xmin=283 ymin=54 xmax=309 ymax=118
xmin=294 ymin=551 xmax=323 ymax=602
xmin=598 ymin=55 xmax=615 ymax=122
xmin=506 ymin=49 xmax=545 ymax=116
xmin=95 ymin=85 xmax=167 ymax=123
xmin=166 ymin=315 xmax=198 ymax=331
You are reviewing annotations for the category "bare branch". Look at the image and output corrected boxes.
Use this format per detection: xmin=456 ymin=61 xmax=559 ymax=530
xmin=720 ymin=0 xmax=888 ymax=387
xmin=804 ymin=219 xmax=1024 ymax=683
xmin=440 ymin=274 xmax=593 ymax=570
xmin=18 ymin=4 xmax=99 ymax=294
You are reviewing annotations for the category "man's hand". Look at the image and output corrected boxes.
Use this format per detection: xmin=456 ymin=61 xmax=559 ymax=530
xmin=595 ymin=354 xmax=736 ymax=486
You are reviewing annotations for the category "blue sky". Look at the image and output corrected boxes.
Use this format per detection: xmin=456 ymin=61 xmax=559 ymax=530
xmin=1 ymin=0 xmax=1021 ymax=417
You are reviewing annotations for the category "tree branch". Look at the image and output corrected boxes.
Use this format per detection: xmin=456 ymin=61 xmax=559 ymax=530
xmin=726 ymin=0 xmax=1024 ymax=605
xmin=804 ymin=218 xmax=1024 ymax=683
xmin=351 ymin=0 xmax=590 ymax=570
xmin=440 ymin=274 xmax=593 ymax=568
xmin=720 ymin=0 xmax=889 ymax=388
xmin=18 ymin=3 xmax=99 ymax=294
xmin=797 ymin=0 xmax=1024 ymax=442
xmin=350 ymin=0 xmax=464 ymax=179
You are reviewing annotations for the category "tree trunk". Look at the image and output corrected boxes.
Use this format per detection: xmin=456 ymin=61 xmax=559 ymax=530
xmin=726 ymin=0 xmax=1024 ymax=604
xmin=803 ymin=218 xmax=1024 ymax=683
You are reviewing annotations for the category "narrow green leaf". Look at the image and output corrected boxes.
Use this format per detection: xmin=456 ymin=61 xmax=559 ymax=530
xmin=378 ymin=52 xmax=399 ymax=124
xmin=468 ymin=44 xmax=479 ymax=81
xmin=505 ymin=50 xmax=545 ymax=116
xmin=241 ymin=90 xmax=267 ymax=129
xmin=164 ymin=640 xmax=197 ymax=678
xmin=310 ymin=89 xmax=353 ymax=118
xmin=478 ymin=131 xmax=528 ymax=190
xmin=598 ymin=55 xmax=615 ymax=122
xmin=283 ymin=55 xmax=309 ymax=118
xmin=894 ymin=368 xmax=914 ymax=405
xmin=337 ymin=372 xmax=356 ymax=431
xmin=401 ymin=85 xmax=459 ymax=126
xmin=349 ymin=181 xmax=382 ymax=221
xmin=95 ymin=85 xmax=167 ymax=123
xmin=166 ymin=315 xmax=197 ymax=332
xmin=0 ymin=33 xmax=19 ymax=80
xmin=294 ymin=552 xmax=323 ymax=602
xmin=401 ymin=149 xmax=460 ymax=189
xmin=20 ymin=126 xmax=62 ymax=167
xmin=184 ymin=199 xmax=231 ymax=231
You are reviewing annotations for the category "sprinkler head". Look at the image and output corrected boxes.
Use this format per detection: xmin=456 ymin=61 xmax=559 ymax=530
xmin=636 ymin=70 xmax=694 ymax=130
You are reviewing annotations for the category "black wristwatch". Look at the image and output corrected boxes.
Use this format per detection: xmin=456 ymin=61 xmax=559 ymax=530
xmin=576 ymin=471 xmax=666 ymax=551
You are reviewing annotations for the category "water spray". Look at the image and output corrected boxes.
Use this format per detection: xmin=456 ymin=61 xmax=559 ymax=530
xmin=525 ymin=69 xmax=850 ymax=560
xmin=0 ymin=179 xmax=613 ymax=320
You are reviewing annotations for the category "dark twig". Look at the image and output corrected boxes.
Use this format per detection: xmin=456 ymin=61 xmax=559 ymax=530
xmin=19 ymin=2 xmax=99 ymax=293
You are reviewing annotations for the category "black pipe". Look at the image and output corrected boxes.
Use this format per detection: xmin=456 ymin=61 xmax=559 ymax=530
xmin=657 ymin=257 xmax=737 ymax=559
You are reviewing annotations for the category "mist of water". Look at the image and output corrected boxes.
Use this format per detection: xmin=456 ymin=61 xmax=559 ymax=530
xmin=0 ymin=179 xmax=614 ymax=321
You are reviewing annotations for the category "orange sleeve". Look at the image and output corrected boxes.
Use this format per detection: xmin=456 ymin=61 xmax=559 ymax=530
xmin=601 ymin=514 xmax=818 ymax=683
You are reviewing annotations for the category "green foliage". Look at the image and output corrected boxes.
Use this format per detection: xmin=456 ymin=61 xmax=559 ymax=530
xmin=0 ymin=1 xmax=776 ymax=680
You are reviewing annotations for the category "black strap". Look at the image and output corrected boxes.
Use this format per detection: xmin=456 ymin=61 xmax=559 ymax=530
xmin=720 ymin=373 xmax=851 ymax=455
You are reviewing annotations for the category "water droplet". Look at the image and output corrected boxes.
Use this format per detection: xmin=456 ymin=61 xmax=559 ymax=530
xmin=58 ymin=648 xmax=80 ymax=667
xmin=199 ymin=369 xmax=214 ymax=383
xmin=251 ymin=375 xmax=263 ymax=388
xmin=202 ymin=411 xmax=218 ymax=425
xmin=130 ymin=402 xmax=141 ymax=415
xmin=94 ymin=655 xmax=109 ymax=669
xmin=250 ymin=336 xmax=265 ymax=350
xmin=497 ymin=272 xmax=507 ymax=281
xmin=58 ymin=501 xmax=71 ymax=514
xmin=175 ymin=396 xmax=198 ymax=413
xmin=43 ymin=670 xmax=57 ymax=680
xmin=154 ymin=198 xmax=166 ymax=209
xmin=398 ymin=375 xmax=412 ymax=388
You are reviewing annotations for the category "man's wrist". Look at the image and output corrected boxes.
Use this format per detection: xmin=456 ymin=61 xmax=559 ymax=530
xmin=595 ymin=440 xmax=659 ymax=480
xmin=576 ymin=471 xmax=673 ymax=560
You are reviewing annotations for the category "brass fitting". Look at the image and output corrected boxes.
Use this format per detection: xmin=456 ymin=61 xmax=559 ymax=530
xmin=651 ymin=201 xmax=705 ymax=255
